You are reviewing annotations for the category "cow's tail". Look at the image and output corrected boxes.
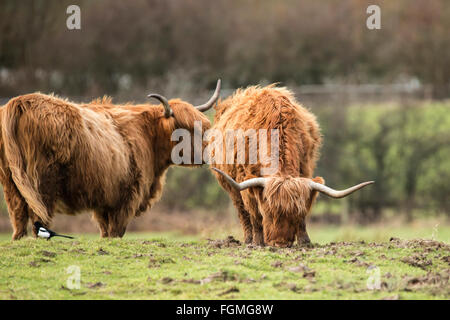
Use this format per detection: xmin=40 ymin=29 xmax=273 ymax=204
xmin=2 ymin=98 xmax=50 ymax=224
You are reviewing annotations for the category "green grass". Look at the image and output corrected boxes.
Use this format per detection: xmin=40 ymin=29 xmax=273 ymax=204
xmin=0 ymin=224 xmax=449 ymax=300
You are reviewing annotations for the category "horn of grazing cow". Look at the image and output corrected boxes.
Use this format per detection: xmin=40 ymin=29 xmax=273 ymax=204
xmin=308 ymin=180 xmax=374 ymax=198
xmin=147 ymin=94 xmax=173 ymax=118
xmin=213 ymin=167 xmax=374 ymax=198
xmin=212 ymin=168 xmax=267 ymax=190
xmin=195 ymin=79 xmax=221 ymax=112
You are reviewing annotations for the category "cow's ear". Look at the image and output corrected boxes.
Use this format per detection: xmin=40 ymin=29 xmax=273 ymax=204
xmin=312 ymin=176 xmax=325 ymax=185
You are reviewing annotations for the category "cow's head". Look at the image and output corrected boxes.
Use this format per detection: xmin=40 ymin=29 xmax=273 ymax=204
xmin=147 ymin=80 xmax=220 ymax=166
xmin=212 ymin=168 xmax=373 ymax=247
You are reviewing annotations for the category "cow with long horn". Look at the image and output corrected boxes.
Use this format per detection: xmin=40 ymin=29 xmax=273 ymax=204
xmin=210 ymin=84 xmax=373 ymax=247
xmin=0 ymin=80 xmax=221 ymax=240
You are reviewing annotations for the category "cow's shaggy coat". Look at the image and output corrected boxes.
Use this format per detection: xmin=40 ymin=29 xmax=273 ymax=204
xmin=0 ymin=92 xmax=211 ymax=239
xmin=212 ymin=85 xmax=374 ymax=247
xmin=210 ymin=85 xmax=322 ymax=247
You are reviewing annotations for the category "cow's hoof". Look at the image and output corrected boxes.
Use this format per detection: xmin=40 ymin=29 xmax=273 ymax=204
xmin=12 ymin=231 xmax=27 ymax=240
xmin=244 ymin=236 xmax=253 ymax=244
xmin=297 ymin=237 xmax=311 ymax=246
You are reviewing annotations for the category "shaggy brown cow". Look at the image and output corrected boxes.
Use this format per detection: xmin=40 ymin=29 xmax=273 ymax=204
xmin=210 ymin=85 xmax=373 ymax=247
xmin=0 ymin=80 xmax=220 ymax=240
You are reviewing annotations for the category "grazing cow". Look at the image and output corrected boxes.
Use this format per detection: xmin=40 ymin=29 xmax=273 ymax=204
xmin=0 ymin=80 xmax=220 ymax=240
xmin=210 ymin=85 xmax=373 ymax=247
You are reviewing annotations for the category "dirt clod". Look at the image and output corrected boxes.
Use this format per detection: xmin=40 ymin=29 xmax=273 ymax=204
xmin=219 ymin=286 xmax=239 ymax=296
xmin=97 ymin=248 xmax=109 ymax=255
xmin=29 ymin=261 xmax=40 ymax=267
xmin=201 ymin=271 xmax=237 ymax=284
xmin=286 ymin=283 xmax=298 ymax=292
xmin=271 ymin=261 xmax=283 ymax=268
xmin=181 ymin=278 xmax=201 ymax=284
xmin=161 ymin=277 xmax=173 ymax=284
xmin=41 ymin=251 xmax=56 ymax=258
xmin=401 ymin=254 xmax=432 ymax=269
xmin=303 ymin=270 xmax=316 ymax=279
xmin=87 ymin=282 xmax=105 ymax=289
xmin=208 ymin=236 xmax=241 ymax=248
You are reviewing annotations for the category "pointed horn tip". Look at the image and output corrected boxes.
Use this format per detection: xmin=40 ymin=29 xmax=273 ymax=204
xmin=351 ymin=180 xmax=375 ymax=188
xmin=212 ymin=78 xmax=221 ymax=96
xmin=212 ymin=167 xmax=223 ymax=174
xmin=216 ymin=79 xmax=221 ymax=95
xmin=194 ymin=79 xmax=222 ymax=112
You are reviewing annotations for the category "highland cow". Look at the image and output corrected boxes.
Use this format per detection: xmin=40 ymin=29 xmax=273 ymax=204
xmin=210 ymin=85 xmax=373 ymax=247
xmin=0 ymin=80 xmax=220 ymax=240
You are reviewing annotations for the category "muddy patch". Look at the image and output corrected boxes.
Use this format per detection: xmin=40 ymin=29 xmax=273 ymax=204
xmin=403 ymin=270 xmax=449 ymax=293
xmin=390 ymin=237 xmax=449 ymax=250
xmin=401 ymin=253 xmax=432 ymax=270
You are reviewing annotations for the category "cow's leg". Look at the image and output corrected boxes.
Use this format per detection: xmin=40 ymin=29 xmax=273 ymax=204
xmin=297 ymin=218 xmax=311 ymax=245
xmin=92 ymin=211 xmax=109 ymax=238
xmin=216 ymin=175 xmax=253 ymax=243
xmin=108 ymin=222 xmax=127 ymax=238
xmin=3 ymin=181 xmax=29 ymax=240
xmin=229 ymin=191 xmax=253 ymax=244
xmin=107 ymin=210 xmax=133 ymax=238
xmin=243 ymin=195 xmax=264 ymax=246
xmin=297 ymin=177 xmax=323 ymax=245
xmin=251 ymin=214 xmax=264 ymax=246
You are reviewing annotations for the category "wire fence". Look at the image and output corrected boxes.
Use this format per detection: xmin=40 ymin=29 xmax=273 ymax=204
xmin=1 ymin=84 xmax=447 ymax=107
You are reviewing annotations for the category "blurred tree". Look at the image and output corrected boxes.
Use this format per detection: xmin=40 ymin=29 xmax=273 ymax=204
xmin=1 ymin=0 xmax=448 ymax=96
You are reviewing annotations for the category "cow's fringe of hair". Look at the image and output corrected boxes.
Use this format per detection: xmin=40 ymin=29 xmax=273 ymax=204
xmin=262 ymin=177 xmax=312 ymax=220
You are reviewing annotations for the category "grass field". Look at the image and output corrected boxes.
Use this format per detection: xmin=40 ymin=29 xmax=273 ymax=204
xmin=0 ymin=223 xmax=449 ymax=300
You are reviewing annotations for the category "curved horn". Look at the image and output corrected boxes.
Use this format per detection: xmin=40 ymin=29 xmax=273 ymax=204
xmin=212 ymin=168 xmax=267 ymax=191
xmin=147 ymin=93 xmax=173 ymax=118
xmin=195 ymin=79 xmax=221 ymax=112
xmin=308 ymin=180 xmax=374 ymax=198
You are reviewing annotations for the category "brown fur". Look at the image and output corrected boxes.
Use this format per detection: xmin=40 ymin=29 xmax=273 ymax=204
xmin=211 ymin=85 xmax=322 ymax=247
xmin=0 ymin=93 xmax=210 ymax=239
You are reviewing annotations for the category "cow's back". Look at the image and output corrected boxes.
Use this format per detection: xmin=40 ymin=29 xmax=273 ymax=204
xmin=213 ymin=85 xmax=321 ymax=179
